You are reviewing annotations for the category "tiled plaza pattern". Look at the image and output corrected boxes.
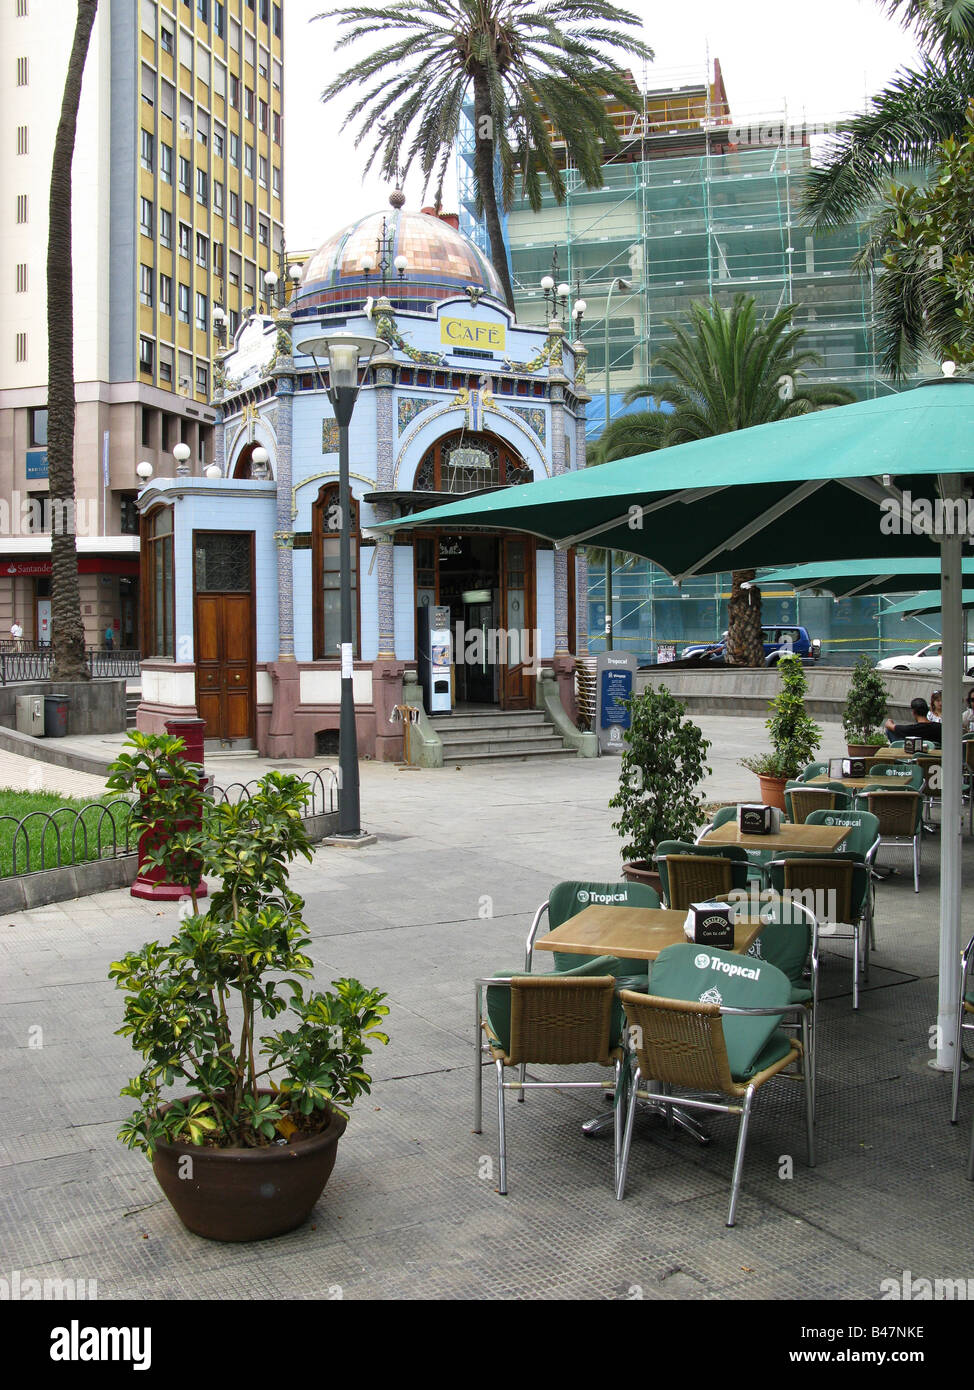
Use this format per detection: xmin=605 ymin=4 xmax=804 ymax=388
xmin=0 ymin=717 xmax=970 ymax=1300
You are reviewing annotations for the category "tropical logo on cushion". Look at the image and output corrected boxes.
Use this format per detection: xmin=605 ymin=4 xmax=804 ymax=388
xmin=693 ymin=953 xmax=762 ymax=982
xmin=699 ymin=986 xmax=723 ymax=1005
xmin=576 ymin=889 xmax=628 ymax=905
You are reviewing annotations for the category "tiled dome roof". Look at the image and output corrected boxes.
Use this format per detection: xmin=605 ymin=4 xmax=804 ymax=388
xmin=294 ymin=207 xmax=505 ymax=314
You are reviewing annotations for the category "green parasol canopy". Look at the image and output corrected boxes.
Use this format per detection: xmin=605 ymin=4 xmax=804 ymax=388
xmin=883 ymin=589 xmax=974 ymax=617
xmin=758 ymin=558 xmax=974 ymax=599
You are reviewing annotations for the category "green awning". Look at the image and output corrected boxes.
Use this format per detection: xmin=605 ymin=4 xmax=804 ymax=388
xmin=758 ymin=557 xmax=974 ymax=598
xmin=883 ymin=589 xmax=974 ymax=617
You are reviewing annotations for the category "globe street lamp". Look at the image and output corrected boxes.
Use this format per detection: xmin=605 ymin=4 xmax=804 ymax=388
xmin=296 ymin=330 xmax=385 ymax=838
xmin=173 ymin=441 xmax=192 ymax=476
xmin=603 ymin=275 xmax=632 ymax=650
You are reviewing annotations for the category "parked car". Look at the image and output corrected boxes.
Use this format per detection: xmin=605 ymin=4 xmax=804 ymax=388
xmin=875 ymin=642 xmax=974 ymax=676
xmin=681 ymin=625 xmax=821 ymax=666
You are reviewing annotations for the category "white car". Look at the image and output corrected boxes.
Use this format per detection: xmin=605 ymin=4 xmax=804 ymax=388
xmin=875 ymin=642 xmax=974 ymax=676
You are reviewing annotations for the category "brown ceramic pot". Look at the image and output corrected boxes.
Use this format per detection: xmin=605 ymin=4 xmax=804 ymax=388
xmin=757 ymin=774 xmax=789 ymax=812
xmin=847 ymin=743 xmax=884 ymax=759
xmin=621 ymin=861 xmax=663 ymax=897
xmin=151 ymin=1098 xmax=347 ymax=1242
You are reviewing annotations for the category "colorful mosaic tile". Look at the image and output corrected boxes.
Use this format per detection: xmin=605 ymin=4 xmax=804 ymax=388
xmin=508 ymin=406 xmax=546 ymax=446
xmin=397 ymin=396 xmax=433 ymax=434
xmin=321 ymin=419 xmax=340 ymax=453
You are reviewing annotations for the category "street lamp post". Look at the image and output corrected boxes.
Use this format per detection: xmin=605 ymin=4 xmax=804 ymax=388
xmin=296 ymin=331 xmax=384 ymax=838
xmin=603 ymin=276 xmax=631 ymax=651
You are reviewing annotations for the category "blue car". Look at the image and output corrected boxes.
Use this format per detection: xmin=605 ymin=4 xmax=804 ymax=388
xmin=682 ymin=625 xmax=821 ymax=666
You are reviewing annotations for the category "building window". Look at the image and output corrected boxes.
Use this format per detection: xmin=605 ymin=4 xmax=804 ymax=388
xmin=196 ymin=363 xmax=208 ymax=396
xmin=140 ymin=197 xmax=153 ymax=237
xmin=178 ymin=283 xmax=190 ymax=322
xmin=245 ymin=32 xmax=256 ymax=64
xmin=213 ymin=180 xmax=224 ymax=214
xmin=272 ymin=58 xmax=282 ymax=91
xmin=16 ymin=194 xmax=28 ymax=223
xmin=17 ymin=125 xmax=28 ymax=156
xmin=196 ymin=111 xmax=209 ymax=147
xmin=258 ymin=154 xmax=267 ymax=187
xmin=120 ymin=494 xmax=140 ymax=536
xmin=159 ymin=207 xmax=172 ymax=248
xmin=229 ymin=131 xmax=239 ymax=166
xmin=314 ymin=485 xmax=359 ymax=659
xmin=228 ymin=307 xmax=239 ymax=337
xmin=140 ymin=263 xmax=154 ymax=306
xmin=213 ymin=124 xmax=224 ymax=158
xmin=260 ymin=0 xmax=268 ymax=24
xmin=159 ymin=351 xmax=173 ymax=384
xmin=16 ymin=263 xmax=27 ymax=293
xmin=197 ymin=0 xmax=208 ymax=21
xmin=161 ymin=79 xmax=175 ymax=120
xmin=160 ymin=142 xmax=172 ymax=182
xmin=179 ymin=156 xmax=191 ymax=194
xmin=195 ymin=232 xmax=208 ymax=267
xmin=17 ymin=56 xmax=28 ymax=86
xmin=178 ymin=28 xmax=193 ymax=69
xmin=258 ymin=217 xmax=268 ymax=246
xmin=230 ymin=16 xmax=240 ymax=49
xmin=161 ymin=24 xmax=174 ymax=54
xmin=272 ymin=111 xmax=281 ymax=145
xmin=29 ymin=408 xmax=47 ymax=446
xmin=179 ymin=222 xmax=191 ymax=258
xmin=214 ymin=1 xmax=225 ymax=39
xmin=212 ymin=241 xmax=224 ymax=276
xmin=141 ymin=408 xmax=153 ymax=448
xmin=272 ymin=165 xmax=281 ymax=199
xmin=143 ymin=507 xmax=174 ymax=658
xmin=15 ymin=333 xmax=27 ymax=363
xmin=17 ymin=0 xmax=29 ymax=15
xmin=195 ymin=292 xmax=207 ymax=330
xmin=258 ymin=98 xmax=267 ymax=133
xmin=244 ymin=202 xmax=254 ymax=235
xmin=196 ymin=168 xmax=208 ymax=205
xmin=244 ymin=144 xmax=253 ymax=176
xmin=229 ymin=73 xmax=239 ymax=108
xmin=160 ymin=272 xmax=172 ymax=315
xmin=244 ymin=87 xmax=254 ymax=121
xmin=139 ymin=336 xmax=154 ymax=373
xmin=228 ymin=190 xmax=239 ymax=226
xmin=140 ymin=129 xmax=153 ymax=170
xmin=141 ymin=62 xmax=155 ymax=105
xmin=273 ymin=4 xmax=281 ymax=39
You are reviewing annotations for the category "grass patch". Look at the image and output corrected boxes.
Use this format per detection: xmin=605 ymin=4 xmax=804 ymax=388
xmin=0 ymin=787 xmax=136 ymax=877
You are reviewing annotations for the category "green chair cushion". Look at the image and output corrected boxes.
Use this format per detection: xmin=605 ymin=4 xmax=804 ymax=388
xmin=805 ymin=809 xmax=880 ymax=859
xmin=748 ymin=1028 xmax=796 ymax=1077
xmin=789 ymin=985 xmax=813 ymax=1005
xmin=548 ymin=878 xmax=660 ymax=973
xmin=648 ymin=943 xmax=793 ymax=1081
xmin=486 ymin=957 xmax=643 ymax=1055
xmin=746 ymin=913 xmax=812 ymax=987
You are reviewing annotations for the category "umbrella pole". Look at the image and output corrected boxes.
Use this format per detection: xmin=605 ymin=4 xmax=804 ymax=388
xmin=936 ymin=510 xmax=964 ymax=1071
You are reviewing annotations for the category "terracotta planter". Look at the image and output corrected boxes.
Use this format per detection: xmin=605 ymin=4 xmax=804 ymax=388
xmin=621 ymin=861 xmax=663 ymax=897
xmin=151 ymin=1097 xmax=347 ymax=1242
xmin=757 ymin=774 xmax=789 ymax=812
xmin=847 ymin=743 xmax=886 ymax=759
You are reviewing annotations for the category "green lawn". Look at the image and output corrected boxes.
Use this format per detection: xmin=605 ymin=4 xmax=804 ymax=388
xmin=0 ymin=787 xmax=136 ymax=877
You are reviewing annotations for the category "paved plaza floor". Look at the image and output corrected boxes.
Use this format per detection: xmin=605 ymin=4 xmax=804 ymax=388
xmin=0 ymin=716 xmax=971 ymax=1302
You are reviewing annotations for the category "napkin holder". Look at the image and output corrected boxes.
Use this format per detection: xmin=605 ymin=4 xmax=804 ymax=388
xmin=683 ymin=901 xmax=735 ymax=948
xmin=739 ymin=803 xmax=780 ymax=834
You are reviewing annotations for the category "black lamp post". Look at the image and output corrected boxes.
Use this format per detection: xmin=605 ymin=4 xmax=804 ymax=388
xmin=295 ymin=331 xmax=384 ymax=837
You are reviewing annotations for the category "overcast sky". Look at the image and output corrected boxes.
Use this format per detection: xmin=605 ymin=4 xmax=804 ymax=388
xmin=284 ymin=0 xmax=924 ymax=252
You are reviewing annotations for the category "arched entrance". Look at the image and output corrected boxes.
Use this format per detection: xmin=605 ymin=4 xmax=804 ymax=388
xmin=412 ymin=431 xmax=537 ymax=710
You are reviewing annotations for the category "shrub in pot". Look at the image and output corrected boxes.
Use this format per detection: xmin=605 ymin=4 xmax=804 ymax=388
xmin=741 ymin=653 xmax=822 ymax=809
xmin=843 ymin=657 xmax=890 ymax=755
xmin=106 ymin=730 xmax=210 ymax=899
xmin=109 ymin=766 xmax=390 ymax=1242
xmin=609 ymin=685 xmax=711 ymax=888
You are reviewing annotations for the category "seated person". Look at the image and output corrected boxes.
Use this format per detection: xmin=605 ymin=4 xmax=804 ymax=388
xmin=885 ymin=697 xmax=943 ymax=746
xmin=929 ymin=690 xmax=943 ymax=722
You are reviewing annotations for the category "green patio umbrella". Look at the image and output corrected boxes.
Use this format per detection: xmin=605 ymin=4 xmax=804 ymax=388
xmin=883 ymin=590 xmax=974 ymax=617
xmin=759 ymin=558 xmax=974 ymax=599
xmin=378 ymin=375 xmax=974 ymax=1073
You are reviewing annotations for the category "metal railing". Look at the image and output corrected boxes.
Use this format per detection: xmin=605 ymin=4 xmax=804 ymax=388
xmin=0 ymin=646 xmax=141 ymax=684
xmin=210 ymin=768 xmax=340 ymax=817
xmin=0 ymin=798 xmax=137 ymax=877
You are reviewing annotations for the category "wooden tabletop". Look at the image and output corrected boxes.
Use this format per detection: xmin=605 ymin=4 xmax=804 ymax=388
xmin=871 ymin=746 xmax=940 ymax=759
xmin=807 ymin=774 xmax=879 ymax=791
xmin=703 ymin=821 xmax=852 ymax=852
xmin=534 ymin=905 xmax=765 ymax=962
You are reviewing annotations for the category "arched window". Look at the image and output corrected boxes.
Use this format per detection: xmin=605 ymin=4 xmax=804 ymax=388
xmin=141 ymin=505 xmax=174 ymax=658
xmin=313 ymin=484 xmax=360 ymax=660
xmin=414 ymin=430 xmax=533 ymax=494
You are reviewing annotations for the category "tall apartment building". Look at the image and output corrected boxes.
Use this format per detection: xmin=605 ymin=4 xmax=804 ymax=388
xmin=0 ymin=0 xmax=283 ymax=648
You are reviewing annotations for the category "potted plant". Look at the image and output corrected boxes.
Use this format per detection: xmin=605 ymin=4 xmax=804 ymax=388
xmin=741 ymin=653 xmax=822 ymax=809
xmin=109 ymin=764 xmax=390 ymax=1243
xmin=843 ymin=656 xmax=890 ymax=756
xmin=609 ymin=685 xmax=711 ymax=890
xmin=106 ymin=730 xmax=209 ymax=901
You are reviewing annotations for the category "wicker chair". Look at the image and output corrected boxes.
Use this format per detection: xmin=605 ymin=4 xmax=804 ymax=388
xmin=474 ymin=972 xmax=625 ymax=1194
xmin=655 ymin=842 xmax=750 ymax=910
xmin=951 ymin=932 xmax=974 ymax=1126
xmin=805 ymin=809 xmax=881 ymax=960
xmin=696 ymin=809 xmax=767 ymax=884
xmin=865 ymin=761 xmax=924 ymax=791
xmin=618 ymin=975 xmax=814 ymax=1226
xmin=797 ymin=762 xmax=829 ymax=782
xmin=784 ymin=783 xmax=852 ymax=824
xmin=523 ymin=879 xmax=660 ymax=975
xmin=767 ymin=855 xmax=870 ymax=1009
xmin=858 ymin=788 xmax=923 ymax=893
xmin=746 ymin=898 xmax=820 ymax=1115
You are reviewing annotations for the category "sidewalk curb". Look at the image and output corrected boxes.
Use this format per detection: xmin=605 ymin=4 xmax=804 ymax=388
xmin=0 ymin=725 xmax=113 ymax=778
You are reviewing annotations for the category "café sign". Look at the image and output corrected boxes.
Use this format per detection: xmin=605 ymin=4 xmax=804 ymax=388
xmin=440 ymin=316 xmax=505 ymax=352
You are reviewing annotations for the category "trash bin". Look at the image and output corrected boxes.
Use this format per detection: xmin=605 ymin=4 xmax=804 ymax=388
xmin=43 ymin=694 xmax=71 ymax=737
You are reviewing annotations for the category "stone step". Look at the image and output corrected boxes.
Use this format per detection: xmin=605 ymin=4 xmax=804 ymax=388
xmin=433 ymin=714 xmax=548 ymax=735
xmin=447 ymin=746 xmax=578 ymax=763
xmin=438 ymin=734 xmax=570 ymax=757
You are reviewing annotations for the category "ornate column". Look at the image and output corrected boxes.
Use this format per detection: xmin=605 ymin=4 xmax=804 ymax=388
xmin=547 ymin=322 xmax=574 ymax=714
xmin=573 ymin=343 xmax=592 ymax=656
xmin=266 ymin=309 xmax=299 ymax=757
xmin=371 ymin=344 xmax=406 ymax=760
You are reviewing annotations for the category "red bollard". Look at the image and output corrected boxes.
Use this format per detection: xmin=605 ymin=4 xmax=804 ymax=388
xmin=130 ymin=718 xmax=209 ymax=901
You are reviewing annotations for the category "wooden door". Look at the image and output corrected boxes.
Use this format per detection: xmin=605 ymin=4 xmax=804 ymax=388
xmin=194 ymin=532 xmax=255 ymax=742
xmin=499 ymin=535 xmax=536 ymax=710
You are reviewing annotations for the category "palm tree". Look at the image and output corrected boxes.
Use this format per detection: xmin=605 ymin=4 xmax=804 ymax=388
xmin=48 ymin=0 xmax=98 ymax=683
xmin=804 ymin=0 xmax=974 ymax=227
xmin=315 ymin=1 xmax=653 ymax=311
xmin=590 ymin=296 xmax=855 ymax=665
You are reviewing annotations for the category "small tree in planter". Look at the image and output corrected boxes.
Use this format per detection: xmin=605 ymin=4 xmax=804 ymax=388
xmin=109 ymin=766 xmax=390 ymax=1243
xmin=741 ymin=654 xmax=822 ymax=807
xmin=609 ymin=686 xmax=711 ymax=884
xmin=105 ymin=731 xmax=208 ymax=900
xmin=843 ymin=657 xmax=889 ymax=752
